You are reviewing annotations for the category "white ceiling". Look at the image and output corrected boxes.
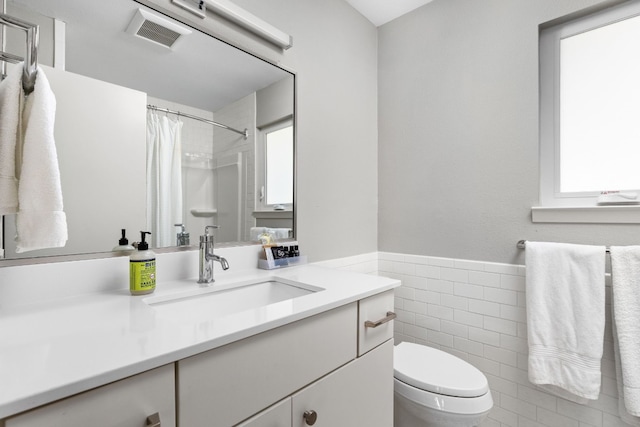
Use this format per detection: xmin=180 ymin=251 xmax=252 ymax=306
xmin=346 ymin=0 xmax=434 ymax=27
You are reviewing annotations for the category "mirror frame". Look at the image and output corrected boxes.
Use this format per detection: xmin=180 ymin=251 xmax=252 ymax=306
xmin=0 ymin=0 xmax=297 ymax=267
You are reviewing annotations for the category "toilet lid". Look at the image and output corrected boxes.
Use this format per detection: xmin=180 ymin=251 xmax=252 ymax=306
xmin=394 ymin=342 xmax=489 ymax=398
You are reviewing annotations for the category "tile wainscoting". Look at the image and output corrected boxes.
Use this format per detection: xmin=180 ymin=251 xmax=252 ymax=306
xmin=317 ymin=252 xmax=630 ymax=427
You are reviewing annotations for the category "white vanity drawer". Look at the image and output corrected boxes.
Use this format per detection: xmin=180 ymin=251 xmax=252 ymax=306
xmin=178 ymin=303 xmax=357 ymax=427
xmin=5 ymin=365 xmax=175 ymax=427
xmin=358 ymin=289 xmax=395 ymax=356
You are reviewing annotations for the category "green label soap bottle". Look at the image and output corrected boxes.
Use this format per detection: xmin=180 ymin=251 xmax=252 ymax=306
xmin=130 ymin=231 xmax=156 ymax=295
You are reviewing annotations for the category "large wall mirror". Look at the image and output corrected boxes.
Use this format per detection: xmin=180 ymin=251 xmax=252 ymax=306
xmin=1 ymin=0 xmax=295 ymax=261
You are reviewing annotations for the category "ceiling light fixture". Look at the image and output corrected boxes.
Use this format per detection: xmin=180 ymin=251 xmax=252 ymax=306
xmin=202 ymin=0 xmax=292 ymax=49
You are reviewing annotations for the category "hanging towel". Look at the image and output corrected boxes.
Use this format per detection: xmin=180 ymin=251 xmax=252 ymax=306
xmin=0 ymin=64 xmax=23 ymax=215
xmin=610 ymin=246 xmax=640 ymax=422
xmin=14 ymin=66 xmax=67 ymax=252
xmin=612 ymin=305 xmax=640 ymax=426
xmin=525 ymin=241 xmax=606 ymax=403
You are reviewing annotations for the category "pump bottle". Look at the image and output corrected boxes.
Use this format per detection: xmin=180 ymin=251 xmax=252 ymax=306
xmin=129 ymin=231 xmax=156 ymax=295
xmin=113 ymin=229 xmax=135 ymax=254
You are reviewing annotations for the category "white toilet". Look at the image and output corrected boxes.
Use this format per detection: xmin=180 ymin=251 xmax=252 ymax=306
xmin=394 ymin=342 xmax=493 ymax=427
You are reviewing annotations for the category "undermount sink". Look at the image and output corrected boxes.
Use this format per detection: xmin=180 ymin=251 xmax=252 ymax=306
xmin=144 ymin=277 xmax=323 ymax=320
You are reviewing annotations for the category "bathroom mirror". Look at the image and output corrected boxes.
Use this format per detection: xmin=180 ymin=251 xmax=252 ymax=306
xmin=1 ymin=0 xmax=295 ymax=261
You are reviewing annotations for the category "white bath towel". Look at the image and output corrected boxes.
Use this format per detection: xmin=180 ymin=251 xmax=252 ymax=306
xmin=525 ymin=241 xmax=606 ymax=403
xmin=0 ymin=64 xmax=23 ymax=215
xmin=610 ymin=246 xmax=640 ymax=421
xmin=14 ymin=66 xmax=67 ymax=252
xmin=612 ymin=306 xmax=640 ymax=426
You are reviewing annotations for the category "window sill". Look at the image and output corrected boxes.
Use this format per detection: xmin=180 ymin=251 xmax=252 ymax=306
xmin=532 ymin=206 xmax=640 ymax=223
xmin=252 ymin=210 xmax=293 ymax=219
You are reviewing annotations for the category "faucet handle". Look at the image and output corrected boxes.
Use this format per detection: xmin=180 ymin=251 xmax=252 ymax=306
xmin=201 ymin=225 xmax=220 ymax=244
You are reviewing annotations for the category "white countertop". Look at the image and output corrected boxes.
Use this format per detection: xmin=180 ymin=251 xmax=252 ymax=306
xmin=0 ymin=261 xmax=399 ymax=419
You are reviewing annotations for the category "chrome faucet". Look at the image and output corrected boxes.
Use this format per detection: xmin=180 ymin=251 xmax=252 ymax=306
xmin=198 ymin=225 xmax=229 ymax=285
xmin=175 ymin=223 xmax=190 ymax=246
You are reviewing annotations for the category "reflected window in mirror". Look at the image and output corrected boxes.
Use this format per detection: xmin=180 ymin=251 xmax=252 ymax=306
xmin=257 ymin=120 xmax=293 ymax=211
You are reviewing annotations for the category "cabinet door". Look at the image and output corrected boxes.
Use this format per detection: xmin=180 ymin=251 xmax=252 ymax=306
xmin=5 ymin=365 xmax=175 ymax=427
xmin=291 ymin=339 xmax=393 ymax=427
xmin=235 ymin=398 xmax=291 ymax=427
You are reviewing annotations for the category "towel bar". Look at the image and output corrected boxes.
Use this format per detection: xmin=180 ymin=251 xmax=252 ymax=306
xmin=517 ymin=239 xmax=611 ymax=253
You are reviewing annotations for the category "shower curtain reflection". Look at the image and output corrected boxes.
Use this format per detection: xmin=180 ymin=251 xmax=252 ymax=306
xmin=146 ymin=111 xmax=183 ymax=247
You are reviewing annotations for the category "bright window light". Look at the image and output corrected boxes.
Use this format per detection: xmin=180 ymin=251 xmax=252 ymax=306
xmin=265 ymin=125 xmax=293 ymax=205
xmin=559 ymin=14 xmax=640 ymax=193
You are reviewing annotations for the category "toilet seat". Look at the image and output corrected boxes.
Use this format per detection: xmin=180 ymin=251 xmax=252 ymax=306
xmin=394 ymin=342 xmax=489 ymax=398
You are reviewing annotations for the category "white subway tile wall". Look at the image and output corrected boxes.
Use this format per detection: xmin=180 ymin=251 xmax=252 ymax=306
xmin=318 ymin=252 xmax=630 ymax=427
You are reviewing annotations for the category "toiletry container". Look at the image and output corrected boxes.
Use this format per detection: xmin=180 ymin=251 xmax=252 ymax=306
xmin=113 ymin=229 xmax=135 ymax=254
xmin=129 ymin=231 xmax=156 ymax=295
xmin=394 ymin=342 xmax=493 ymax=427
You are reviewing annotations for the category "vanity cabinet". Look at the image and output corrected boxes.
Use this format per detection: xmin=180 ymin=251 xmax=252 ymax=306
xmin=0 ymin=289 xmax=395 ymax=427
xmin=3 ymin=365 xmax=175 ymax=427
xmin=178 ymin=289 xmax=395 ymax=427
xmin=228 ymin=290 xmax=395 ymax=427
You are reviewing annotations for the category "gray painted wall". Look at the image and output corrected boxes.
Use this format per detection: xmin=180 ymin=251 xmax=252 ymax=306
xmin=378 ymin=0 xmax=639 ymax=265
xmin=256 ymin=77 xmax=294 ymax=128
xmin=142 ymin=0 xmax=640 ymax=266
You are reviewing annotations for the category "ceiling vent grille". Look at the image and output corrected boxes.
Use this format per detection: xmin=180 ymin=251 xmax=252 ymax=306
xmin=136 ymin=19 xmax=181 ymax=48
xmin=126 ymin=9 xmax=191 ymax=50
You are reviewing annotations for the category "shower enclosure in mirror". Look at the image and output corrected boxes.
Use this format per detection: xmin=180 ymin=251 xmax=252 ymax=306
xmin=0 ymin=0 xmax=295 ymax=260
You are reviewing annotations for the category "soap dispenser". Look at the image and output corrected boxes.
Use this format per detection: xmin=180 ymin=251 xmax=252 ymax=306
xmin=129 ymin=231 xmax=156 ymax=295
xmin=113 ymin=229 xmax=135 ymax=254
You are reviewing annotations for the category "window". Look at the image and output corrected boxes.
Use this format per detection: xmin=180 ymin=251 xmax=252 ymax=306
xmin=539 ymin=2 xmax=640 ymax=213
xmin=256 ymin=120 xmax=293 ymax=210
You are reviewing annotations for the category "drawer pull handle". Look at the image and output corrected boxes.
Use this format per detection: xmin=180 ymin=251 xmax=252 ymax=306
xmin=303 ymin=410 xmax=318 ymax=425
xmin=365 ymin=311 xmax=397 ymax=328
xmin=146 ymin=413 xmax=161 ymax=427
